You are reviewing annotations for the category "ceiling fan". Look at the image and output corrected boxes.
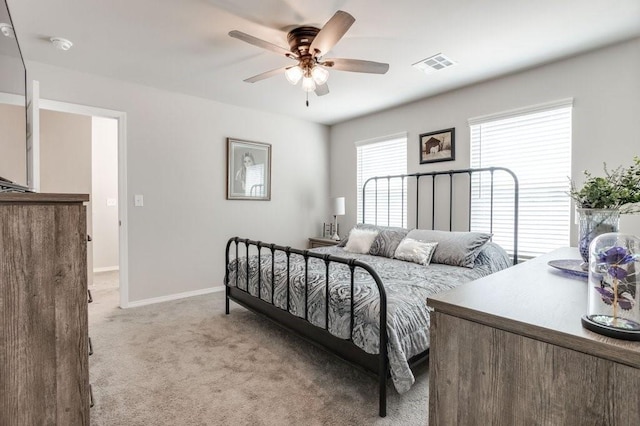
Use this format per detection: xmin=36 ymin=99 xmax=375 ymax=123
xmin=229 ymin=10 xmax=389 ymax=104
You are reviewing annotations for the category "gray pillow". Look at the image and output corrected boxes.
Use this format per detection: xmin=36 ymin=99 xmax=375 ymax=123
xmin=369 ymin=228 xmax=410 ymax=258
xmin=406 ymin=229 xmax=492 ymax=268
xmin=474 ymin=242 xmax=511 ymax=270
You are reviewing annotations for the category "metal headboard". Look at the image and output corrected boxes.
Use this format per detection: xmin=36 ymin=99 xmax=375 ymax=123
xmin=362 ymin=167 xmax=519 ymax=263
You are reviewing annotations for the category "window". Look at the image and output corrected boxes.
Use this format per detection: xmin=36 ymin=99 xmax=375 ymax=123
xmin=356 ymin=134 xmax=407 ymax=227
xmin=469 ymin=99 xmax=572 ymax=259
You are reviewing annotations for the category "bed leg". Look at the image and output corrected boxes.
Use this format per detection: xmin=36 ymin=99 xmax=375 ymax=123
xmin=379 ymin=371 xmax=387 ymax=417
xmin=225 ymin=287 xmax=230 ymax=315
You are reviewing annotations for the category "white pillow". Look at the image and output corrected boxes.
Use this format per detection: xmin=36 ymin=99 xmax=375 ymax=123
xmin=343 ymin=228 xmax=379 ymax=254
xmin=393 ymin=238 xmax=438 ymax=266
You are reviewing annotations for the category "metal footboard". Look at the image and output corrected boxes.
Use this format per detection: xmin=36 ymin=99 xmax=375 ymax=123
xmin=224 ymin=237 xmax=390 ymax=417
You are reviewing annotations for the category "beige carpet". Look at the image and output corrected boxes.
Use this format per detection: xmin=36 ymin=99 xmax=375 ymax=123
xmin=88 ymin=272 xmax=429 ymax=425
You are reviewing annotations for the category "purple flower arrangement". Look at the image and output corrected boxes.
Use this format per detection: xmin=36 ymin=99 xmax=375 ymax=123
xmin=594 ymin=245 xmax=639 ymax=324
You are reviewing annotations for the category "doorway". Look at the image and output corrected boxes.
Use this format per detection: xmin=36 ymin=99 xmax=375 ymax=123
xmin=90 ymin=117 xmax=119 ymax=272
xmin=39 ymin=98 xmax=129 ymax=308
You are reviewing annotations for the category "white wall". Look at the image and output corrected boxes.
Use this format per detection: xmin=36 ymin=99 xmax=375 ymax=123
xmin=330 ymin=37 xmax=640 ymax=241
xmin=0 ymin=102 xmax=25 ymax=183
xmin=39 ymin=109 xmax=92 ymax=193
xmin=27 ymin=61 xmax=330 ymax=303
xmin=0 ymin=52 xmax=28 ymax=187
xmin=0 ymin=54 xmax=25 ymax=95
xmin=91 ymin=116 xmax=119 ymax=271
xmin=38 ymin=109 xmax=94 ymax=282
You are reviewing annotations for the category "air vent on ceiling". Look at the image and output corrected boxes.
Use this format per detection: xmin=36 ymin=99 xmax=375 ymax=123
xmin=413 ymin=53 xmax=456 ymax=73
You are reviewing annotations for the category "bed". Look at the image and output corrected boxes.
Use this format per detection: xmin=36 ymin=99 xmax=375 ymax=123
xmin=224 ymin=167 xmax=519 ymax=417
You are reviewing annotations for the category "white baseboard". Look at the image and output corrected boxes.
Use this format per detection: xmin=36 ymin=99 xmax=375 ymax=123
xmin=94 ymin=266 xmax=120 ymax=273
xmin=125 ymin=285 xmax=225 ymax=308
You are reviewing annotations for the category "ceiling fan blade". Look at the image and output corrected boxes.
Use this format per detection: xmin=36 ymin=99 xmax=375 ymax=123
xmin=309 ymin=10 xmax=355 ymax=56
xmin=210 ymin=0 xmax=304 ymax=31
xmin=243 ymin=66 xmax=288 ymax=83
xmin=315 ymin=83 xmax=329 ymax=96
xmin=229 ymin=30 xmax=294 ymax=58
xmin=324 ymin=58 xmax=389 ymax=74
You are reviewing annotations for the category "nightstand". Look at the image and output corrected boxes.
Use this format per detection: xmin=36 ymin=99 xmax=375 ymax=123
xmin=308 ymin=237 xmax=340 ymax=248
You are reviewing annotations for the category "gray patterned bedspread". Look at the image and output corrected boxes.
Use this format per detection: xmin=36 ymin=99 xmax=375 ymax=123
xmin=226 ymin=242 xmax=510 ymax=393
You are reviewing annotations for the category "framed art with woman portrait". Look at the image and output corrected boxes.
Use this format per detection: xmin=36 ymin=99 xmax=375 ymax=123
xmin=227 ymin=138 xmax=271 ymax=200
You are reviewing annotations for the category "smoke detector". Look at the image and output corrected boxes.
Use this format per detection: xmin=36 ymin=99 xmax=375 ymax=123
xmin=50 ymin=37 xmax=73 ymax=51
xmin=0 ymin=23 xmax=15 ymax=38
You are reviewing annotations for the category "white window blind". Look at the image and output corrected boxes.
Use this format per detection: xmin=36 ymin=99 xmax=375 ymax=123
xmin=356 ymin=135 xmax=407 ymax=227
xmin=469 ymin=100 xmax=572 ymax=259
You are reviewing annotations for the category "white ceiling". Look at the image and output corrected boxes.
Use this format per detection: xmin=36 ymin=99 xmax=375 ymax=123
xmin=7 ymin=0 xmax=640 ymax=125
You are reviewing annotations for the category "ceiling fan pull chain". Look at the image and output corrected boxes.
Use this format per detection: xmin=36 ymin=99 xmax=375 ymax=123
xmin=306 ymin=91 xmax=309 ymax=107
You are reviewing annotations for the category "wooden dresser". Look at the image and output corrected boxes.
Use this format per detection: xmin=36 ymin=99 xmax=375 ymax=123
xmin=1 ymin=193 xmax=90 ymax=426
xmin=427 ymin=247 xmax=640 ymax=425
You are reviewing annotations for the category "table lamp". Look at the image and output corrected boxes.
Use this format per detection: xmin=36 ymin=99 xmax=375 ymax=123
xmin=331 ymin=197 xmax=345 ymax=240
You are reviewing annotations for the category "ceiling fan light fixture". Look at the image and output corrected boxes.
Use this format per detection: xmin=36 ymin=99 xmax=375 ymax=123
xmin=229 ymin=10 xmax=389 ymax=99
xmin=301 ymin=76 xmax=316 ymax=92
xmin=311 ymin=66 xmax=329 ymax=85
xmin=285 ymin=65 xmax=303 ymax=85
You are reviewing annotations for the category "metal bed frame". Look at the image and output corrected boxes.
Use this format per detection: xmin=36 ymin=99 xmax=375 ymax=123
xmin=363 ymin=166 xmax=519 ymax=262
xmin=224 ymin=167 xmax=518 ymax=417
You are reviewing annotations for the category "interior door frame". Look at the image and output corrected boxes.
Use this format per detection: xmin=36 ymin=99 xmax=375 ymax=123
xmin=39 ymin=98 xmax=130 ymax=308
xmin=26 ymin=80 xmax=39 ymax=192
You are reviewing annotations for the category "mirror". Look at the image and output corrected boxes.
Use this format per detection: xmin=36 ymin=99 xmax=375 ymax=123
xmin=0 ymin=0 xmax=27 ymax=189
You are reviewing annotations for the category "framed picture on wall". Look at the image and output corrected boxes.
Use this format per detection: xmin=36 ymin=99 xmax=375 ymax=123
xmin=227 ymin=138 xmax=271 ymax=200
xmin=419 ymin=128 xmax=455 ymax=164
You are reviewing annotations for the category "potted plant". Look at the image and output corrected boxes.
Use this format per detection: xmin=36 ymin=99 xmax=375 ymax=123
xmin=569 ymin=156 xmax=640 ymax=263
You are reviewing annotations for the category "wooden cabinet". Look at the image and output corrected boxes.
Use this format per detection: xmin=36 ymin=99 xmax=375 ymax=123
xmin=427 ymin=247 xmax=640 ymax=425
xmin=1 ymin=193 xmax=90 ymax=426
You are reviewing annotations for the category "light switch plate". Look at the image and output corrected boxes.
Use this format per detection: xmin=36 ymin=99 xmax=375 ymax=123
xmin=134 ymin=194 xmax=144 ymax=207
